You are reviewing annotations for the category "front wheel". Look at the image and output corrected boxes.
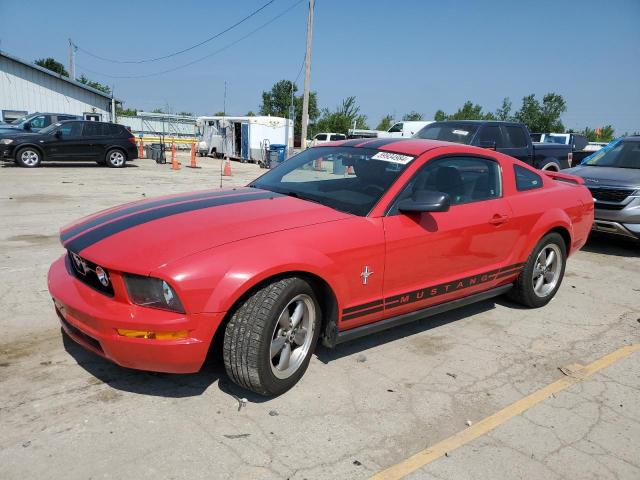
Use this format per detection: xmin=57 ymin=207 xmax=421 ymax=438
xmin=223 ymin=277 xmax=321 ymax=396
xmin=16 ymin=147 xmax=42 ymax=167
xmin=105 ymin=149 xmax=126 ymax=168
xmin=508 ymin=232 xmax=567 ymax=308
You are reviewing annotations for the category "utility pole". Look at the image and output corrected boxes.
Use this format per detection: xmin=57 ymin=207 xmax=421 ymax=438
xmin=68 ymin=39 xmax=76 ymax=80
xmin=300 ymin=0 xmax=314 ymax=150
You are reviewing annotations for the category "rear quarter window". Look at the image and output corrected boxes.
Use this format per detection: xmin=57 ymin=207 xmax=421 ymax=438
xmin=514 ymin=165 xmax=542 ymax=191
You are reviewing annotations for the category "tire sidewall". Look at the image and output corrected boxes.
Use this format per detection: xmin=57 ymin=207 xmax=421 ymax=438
xmin=105 ymin=148 xmax=126 ymax=168
xmin=16 ymin=147 xmax=42 ymax=168
xmin=521 ymin=233 xmax=567 ymax=307
xmin=257 ymin=279 xmax=321 ymax=395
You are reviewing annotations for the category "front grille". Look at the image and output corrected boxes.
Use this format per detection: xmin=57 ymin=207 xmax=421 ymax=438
xmin=58 ymin=312 xmax=103 ymax=353
xmin=67 ymin=250 xmax=114 ymax=296
xmin=587 ymin=187 xmax=634 ymax=203
xmin=596 ymin=203 xmax=626 ymax=210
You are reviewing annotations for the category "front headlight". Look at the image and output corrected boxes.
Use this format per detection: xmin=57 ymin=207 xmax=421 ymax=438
xmin=1 ymin=139 xmax=14 ymax=145
xmin=123 ymin=274 xmax=185 ymax=313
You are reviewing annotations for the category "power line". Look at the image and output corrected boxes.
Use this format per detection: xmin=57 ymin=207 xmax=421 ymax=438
xmin=76 ymin=0 xmax=305 ymax=79
xmin=76 ymin=0 xmax=276 ymax=64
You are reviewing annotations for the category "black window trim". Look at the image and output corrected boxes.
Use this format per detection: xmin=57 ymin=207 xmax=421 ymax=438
xmin=385 ymin=153 xmax=504 ymax=216
xmin=513 ymin=164 xmax=543 ymax=192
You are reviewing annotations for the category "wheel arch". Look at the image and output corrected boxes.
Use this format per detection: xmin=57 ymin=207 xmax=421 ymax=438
xmin=209 ymin=269 xmax=340 ymax=357
xmin=15 ymin=143 xmax=45 ymax=160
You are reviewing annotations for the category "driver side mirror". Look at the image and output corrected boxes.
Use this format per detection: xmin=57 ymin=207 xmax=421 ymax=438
xmin=23 ymin=122 xmax=31 ymax=131
xmin=398 ymin=191 xmax=450 ymax=213
xmin=54 ymin=130 xmax=62 ymax=139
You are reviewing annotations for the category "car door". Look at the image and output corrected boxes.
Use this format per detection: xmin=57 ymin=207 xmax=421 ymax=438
xmin=80 ymin=121 xmax=104 ymax=160
xmin=41 ymin=121 xmax=84 ymax=159
xmin=500 ymin=125 xmax=533 ymax=164
xmin=381 ymin=154 xmax=520 ymax=318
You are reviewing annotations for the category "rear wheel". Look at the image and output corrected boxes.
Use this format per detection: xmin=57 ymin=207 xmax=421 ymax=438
xmin=223 ymin=277 xmax=321 ymax=396
xmin=16 ymin=147 xmax=42 ymax=167
xmin=105 ymin=149 xmax=126 ymax=168
xmin=508 ymin=232 xmax=567 ymax=308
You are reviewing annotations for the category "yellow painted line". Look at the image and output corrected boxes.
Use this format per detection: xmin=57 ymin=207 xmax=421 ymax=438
xmin=371 ymin=343 xmax=640 ymax=480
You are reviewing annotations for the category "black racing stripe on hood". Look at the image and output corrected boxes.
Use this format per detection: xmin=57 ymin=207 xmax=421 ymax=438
xmin=65 ymin=191 xmax=279 ymax=253
xmin=61 ymin=188 xmax=251 ymax=242
xmin=356 ymin=138 xmax=407 ymax=149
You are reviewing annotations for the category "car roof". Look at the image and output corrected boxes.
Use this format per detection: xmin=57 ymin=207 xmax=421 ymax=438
xmin=318 ymin=138 xmax=468 ymax=156
xmin=431 ymin=120 xmax=522 ymax=126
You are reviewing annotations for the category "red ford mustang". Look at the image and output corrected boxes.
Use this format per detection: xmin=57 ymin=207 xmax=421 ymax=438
xmin=48 ymin=139 xmax=594 ymax=395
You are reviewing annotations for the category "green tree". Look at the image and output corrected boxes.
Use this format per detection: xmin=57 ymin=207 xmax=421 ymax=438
xmin=582 ymin=125 xmax=615 ymax=142
xmin=403 ymin=111 xmax=423 ymax=121
xmin=177 ymin=111 xmax=193 ymax=117
xmin=116 ymin=106 xmax=137 ymax=116
xmin=76 ymin=74 xmax=111 ymax=95
xmin=246 ymin=111 xmax=256 ymax=116
xmin=514 ymin=93 xmax=566 ymax=133
xmin=447 ymin=101 xmax=496 ymax=120
xmin=495 ymin=97 xmax=512 ymax=121
xmin=213 ymin=111 xmax=225 ymax=116
xmin=376 ymin=114 xmax=394 ymax=131
xmin=152 ymin=108 xmax=167 ymax=114
xmin=434 ymin=109 xmax=447 ymax=121
xmin=35 ymin=57 xmax=68 ymax=76
xmin=314 ymin=96 xmax=368 ymax=135
xmin=259 ymin=80 xmax=319 ymax=136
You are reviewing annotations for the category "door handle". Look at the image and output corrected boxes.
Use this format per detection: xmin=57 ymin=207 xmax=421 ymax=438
xmin=489 ymin=214 xmax=509 ymax=226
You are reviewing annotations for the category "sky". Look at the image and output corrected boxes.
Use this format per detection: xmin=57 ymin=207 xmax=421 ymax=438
xmin=1 ymin=0 xmax=639 ymax=134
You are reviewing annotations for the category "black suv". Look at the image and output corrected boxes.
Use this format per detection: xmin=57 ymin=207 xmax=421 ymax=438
xmin=0 ymin=120 xmax=138 ymax=168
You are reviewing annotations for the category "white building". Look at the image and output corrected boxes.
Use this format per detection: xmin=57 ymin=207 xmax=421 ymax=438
xmin=0 ymin=51 xmax=114 ymax=123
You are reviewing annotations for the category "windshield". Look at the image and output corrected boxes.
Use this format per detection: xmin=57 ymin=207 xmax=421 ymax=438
xmin=10 ymin=114 xmax=35 ymax=126
xmin=582 ymin=140 xmax=640 ymax=169
xmin=39 ymin=122 xmax=62 ymax=135
xmin=414 ymin=123 xmax=479 ymax=145
xmin=251 ymin=146 xmax=414 ymax=216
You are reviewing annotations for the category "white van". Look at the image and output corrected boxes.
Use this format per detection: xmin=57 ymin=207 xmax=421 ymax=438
xmin=386 ymin=121 xmax=434 ymax=138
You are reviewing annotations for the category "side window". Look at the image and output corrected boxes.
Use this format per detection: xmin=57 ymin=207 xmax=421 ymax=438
xmin=330 ymin=134 xmax=346 ymax=141
xmin=108 ymin=124 xmax=121 ymax=136
xmin=388 ymin=122 xmax=403 ymax=133
xmin=57 ymin=122 xmax=82 ymax=138
xmin=478 ymin=126 xmax=503 ymax=148
xmin=57 ymin=115 xmax=77 ymax=122
xmin=504 ymin=126 xmax=528 ymax=148
xmin=397 ymin=156 xmax=502 ymax=208
xmin=514 ymin=165 xmax=542 ymax=191
xmin=82 ymin=122 xmax=99 ymax=137
xmin=315 ymin=134 xmax=327 ymax=141
xmin=29 ymin=116 xmax=48 ymax=129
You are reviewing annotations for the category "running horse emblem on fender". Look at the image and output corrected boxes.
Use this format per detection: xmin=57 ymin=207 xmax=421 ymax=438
xmin=360 ymin=266 xmax=373 ymax=285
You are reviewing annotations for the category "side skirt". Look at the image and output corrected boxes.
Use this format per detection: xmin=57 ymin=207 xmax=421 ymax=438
xmin=333 ymin=284 xmax=513 ymax=345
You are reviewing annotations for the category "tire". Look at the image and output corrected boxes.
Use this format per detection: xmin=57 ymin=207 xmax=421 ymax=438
xmin=105 ymin=148 xmax=126 ymax=168
xmin=508 ymin=232 xmax=567 ymax=308
xmin=15 ymin=147 xmax=42 ymax=168
xmin=223 ymin=277 xmax=321 ymax=396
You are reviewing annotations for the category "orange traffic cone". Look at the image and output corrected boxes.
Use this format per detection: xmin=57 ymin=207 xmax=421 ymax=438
xmin=222 ymin=157 xmax=232 ymax=176
xmin=171 ymin=142 xmax=180 ymax=170
xmin=138 ymin=138 xmax=144 ymax=158
xmin=347 ymin=165 xmax=354 ymax=175
xmin=187 ymin=142 xmax=199 ymax=168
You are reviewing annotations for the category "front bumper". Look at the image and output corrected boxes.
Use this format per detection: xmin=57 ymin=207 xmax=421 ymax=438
xmin=0 ymin=144 xmax=16 ymax=159
xmin=592 ymin=219 xmax=640 ymax=240
xmin=47 ymin=255 xmax=225 ymax=373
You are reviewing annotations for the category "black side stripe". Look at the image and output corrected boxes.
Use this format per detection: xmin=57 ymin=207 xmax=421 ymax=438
xmin=356 ymin=138 xmax=409 ymax=149
xmin=342 ymin=306 xmax=384 ymax=321
xmin=65 ymin=192 xmax=278 ymax=252
xmin=341 ymin=262 xmax=525 ymax=321
xmin=61 ymin=188 xmax=251 ymax=242
xmin=343 ymin=299 xmax=384 ymax=314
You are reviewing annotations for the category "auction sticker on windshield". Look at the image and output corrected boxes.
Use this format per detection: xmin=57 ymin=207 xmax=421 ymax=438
xmin=371 ymin=152 xmax=414 ymax=164
xmin=452 ymin=129 xmax=470 ymax=136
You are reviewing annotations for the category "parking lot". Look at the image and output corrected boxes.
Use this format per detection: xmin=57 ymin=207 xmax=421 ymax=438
xmin=1 ymin=156 xmax=639 ymax=479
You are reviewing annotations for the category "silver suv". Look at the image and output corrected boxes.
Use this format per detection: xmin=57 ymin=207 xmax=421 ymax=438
xmin=565 ymin=136 xmax=640 ymax=240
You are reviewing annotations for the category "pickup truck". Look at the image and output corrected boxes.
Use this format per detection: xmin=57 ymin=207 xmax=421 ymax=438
xmin=0 ymin=112 xmax=81 ymax=134
xmin=539 ymin=133 xmax=604 ymax=164
xmin=414 ymin=120 xmax=572 ymax=170
xmin=348 ymin=121 xmax=434 ymax=140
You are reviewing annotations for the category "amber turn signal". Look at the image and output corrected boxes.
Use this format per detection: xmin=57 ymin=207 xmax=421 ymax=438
xmin=116 ymin=329 xmax=189 ymax=340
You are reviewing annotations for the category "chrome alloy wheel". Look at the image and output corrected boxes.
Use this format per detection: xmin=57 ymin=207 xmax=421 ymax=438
xmin=270 ymin=294 xmax=315 ymax=379
xmin=21 ymin=149 xmax=40 ymax=166
xmin=532 ymin=244 xmax=562 ymax=297
xmin=109 ymin=150 xmax=125 ymax=166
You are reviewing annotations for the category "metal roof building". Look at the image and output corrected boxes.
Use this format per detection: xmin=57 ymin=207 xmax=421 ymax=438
xmin=0 ymin=51 xmax=114 ymax=123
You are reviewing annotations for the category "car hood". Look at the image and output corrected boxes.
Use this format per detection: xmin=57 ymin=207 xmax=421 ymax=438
xmin=564 ymin=165 xmax=640 ymax=189
xmin=0 ymin=129 xmax=39 ymax=139
xmin=60 ymin=187 xmax=351 ymax=273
